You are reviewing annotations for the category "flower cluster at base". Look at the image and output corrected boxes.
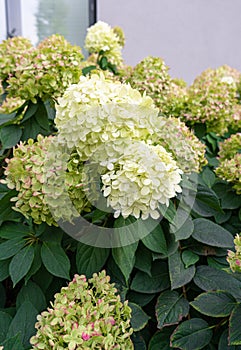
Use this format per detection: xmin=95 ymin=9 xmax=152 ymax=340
xmin=227 ymin=234 xmax=241 ymax=273
xmin=215 ymin=133 xmax=241 ymax=194
xmin=30 ymin=271 xmax=134 ymax=350
xmin=85 ymin=21 xmax=124 ymax=67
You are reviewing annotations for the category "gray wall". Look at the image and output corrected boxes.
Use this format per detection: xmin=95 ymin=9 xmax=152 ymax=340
xmin=98 ymin=0 xmax=241 ymax=84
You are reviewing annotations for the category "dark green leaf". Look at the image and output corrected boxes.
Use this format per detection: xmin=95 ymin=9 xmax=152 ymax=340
xmin=0 ymin=190 xmax=22 ymax=225
xmin=82 ymin=65 xmax=97 ymax=76
xmin=0 ymin=238 xmax=25 ymax=260
xmin=9 ymin=245 xmax=35 ymax=286
xmin=229 ymin=303 xmax=241 ymax=345
xmin=192 ymin=218 xmax=234 ymax=248
xmin=131 ymin=261 xmax=170 ymax=294
xmin=127 ymin=291 xmax=156 ymax=307
xmin=21 ymin=114 xmax=48 ymax=141
xmin=142 ymin=225 xmax=167 ymax=254
xmin=135 ymin=244 xmax=153 ymax=276
xmin=112 ymin=242 xmax=138 ymax=282
xmin=192 ymin=185 xmax=223 ymax=217
xmin=219 ymin=329 xmax=241 ymax=350
xmin=0 ymin=258 xmax=10 ymax=281
xmin=0 ymin=285 xmax=5 ymax=309
xmin=131 ymin=332 xmax=146 ymax=350
xmin=182 ymin=250 xmax=199 ymax=268
xmin=191 ymin=291 xmax=236 ymax=317
xmin=156 ymin=290 xmax=189 ymax=329
xmin=0 ymin=112 xmax=17 ymax=127
xmin=201 ymin=167 xmax=216 ymax=188
xmin=214 ymin=211 xmax=232 ymax=224
xmin=0 ymin=222 xmax=30 ymax=239
xmin=194 ymin=266 xmax=241 ymax=299
xmin=0 ymin=311 xmax=12 ymax=342
xmin=129 ymin=302 xmax=150 ymax=331
xmin=170 ymin=318 xmax=213 ymax=350
xmin=24 ymin=244 xmax=42 ymax=283
xmin=207 ymin=256 xmax=229 ymax=270
xmin=41 ymin=241 xmax=70 ymax=279
xmin=76 ymin=243 xmax=109 ymax=278
xmin=168 ymin=250 xmax=195 ymax=290
xmin=0 ymin=125 xmax=22 ymax=149
xmin=20 ymin=101 xmax=38 ymax=123
xmin=149 ymin=328 xmax=175 ymax=350
xmin=32 ymin=265 xmax=53 ymax=293
xmin=7 ymin=301 xmax=38 ymax=348
xmin=159 ymin=201 xmax=176 ymax=222
xmin=213 ymin=183 xmax=241 ymax=209
xmin=16 ymin=281 xmax=46 ymax=312
xmin=1 ymin=333 xmax=24 ymax=350
xmin=44 ymin=100 xmax=56 ymax=120
xmin=170 ymin=215 xmax=194 ymax=241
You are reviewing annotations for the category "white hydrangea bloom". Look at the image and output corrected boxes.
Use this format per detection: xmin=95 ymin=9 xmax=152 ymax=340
xmin=85 ymin=21 xmax=123 ymax=66
xmin=101 ymin=141 xmax=182 ymax=220
xmin=55 ymin=74 xmax=159 ymax=160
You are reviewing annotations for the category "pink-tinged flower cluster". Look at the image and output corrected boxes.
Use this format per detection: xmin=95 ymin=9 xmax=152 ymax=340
xmin=227 ymin=234 xmax=241 ymax=273
xmin=183 ymin=65 xmax=241 ymax=135
xmin=127 ymin=56 xmax=188 ymax=117
xmin=0 ymin=34 xmax=84 ymax=103
xmin=215 ymin=133 xmax=241 ymax=194
xmin=30 ymin=271 xmax=134 ymax=349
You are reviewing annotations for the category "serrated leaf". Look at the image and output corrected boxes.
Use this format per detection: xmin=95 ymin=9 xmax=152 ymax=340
xmin=112 ymin=242 xmax=138 ymax=282
xmin=156 ymin=290 xmax=189 ymax=329
xmin=192 ymin=218 xmax=234 ymax=248
xmin=129 ymin=302 xmax=150 ymax=331
xmin=194 ymin=266 xmax=241 ymax=299
xmin=0 ymin=238 xmax=25 ymax=260
xmin=170 ymin=318 xmax=213 ymax=350
xmin=182 ymin=250 xmax=199 ymax=268
xmin=76 ymin=243 xmax=109 ymax=278
xmin=0 ymin=311 xmax=12 ymax=342
xmin=191 ymin=291 xmax=236 ymax=317
xmin=41 ymin=241 xmax=70 ymax=279
xmin=168 ymin=250 xmax=195 ymax=290
xmin=131 ymin=261 xmax=170 ymax=294
xmin=7 ymin=301 xmax=38 ymax=348
xmin=9 ymin=245 xmax=34 ymax=286
xmin=16 ymin=281 xmax=46 ymax=312
xmin=229 ymin=303 xmax=241 ymax=345
xmin=142 ymin=224 xmax=167 ymax=254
